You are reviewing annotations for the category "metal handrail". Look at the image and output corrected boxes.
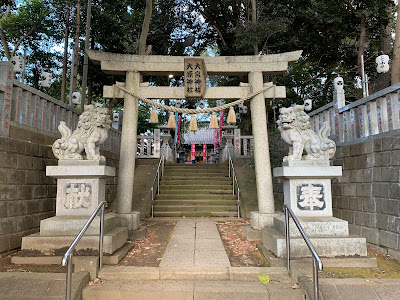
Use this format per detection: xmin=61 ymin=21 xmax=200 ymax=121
xmin=227 ymin=150 xmax=240 ymax=218
xmin=151 ymin=145 xmax=167 ymax=217
xmin=61 ymin=200 xmax=106 ymax=300
xmin=284 ymin=204 xmax=323 ymax=300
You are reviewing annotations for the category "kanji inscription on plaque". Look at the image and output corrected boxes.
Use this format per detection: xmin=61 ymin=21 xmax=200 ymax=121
xmin=184 ymin=58 xmax=207 ymax=98
xmin=297 ymin=183 xmax=326 ymax=211
xmin=64 ymin=183 xmax=92 ymax=209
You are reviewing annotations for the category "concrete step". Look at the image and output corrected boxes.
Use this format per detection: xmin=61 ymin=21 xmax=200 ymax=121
xmin=165 ymin=175 xmax=231 ymax=180
xmin=156 ymin=194 xmax=237 ymax=200
xmin=160 ymin=189 xmax=233 ymax=195
xmin=153 ymin=205 xmax=238 ymax=212
xmin=161 ymin=179 xmax=232 ymax=185
xmin=0 ymin=272 xmax=89 ymax=300
xmin=82 ymin=278 xmax=305 ymax=300
xmin=160 ymin=184 xmax=233 ymax=191
xmin=97 ymin=266 xmax=291 ymax=282
xmin=153 ymin=211 xmax=239 ymax=218
xmin=164 ymin=168 xmax=227 ymax=173
xmin=165 ymin=164 xmax=227 ymax=169
xmin=154 ymin=199 xmax=237 ymax=206
xmin=144 ymin=217 xmax=245 ymax=222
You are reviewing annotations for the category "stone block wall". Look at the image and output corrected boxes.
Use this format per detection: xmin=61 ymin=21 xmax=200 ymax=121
xmin=0 ymin=124 xmax=119 ymax=254
xmin=332 ymin=135 xmax=400 ymax=259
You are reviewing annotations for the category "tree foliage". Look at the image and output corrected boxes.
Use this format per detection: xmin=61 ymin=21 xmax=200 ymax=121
xmin=0 ymin=0 xmax=398 ymax=134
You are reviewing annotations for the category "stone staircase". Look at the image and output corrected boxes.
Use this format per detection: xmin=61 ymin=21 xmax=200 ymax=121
xmin=153 ymin=163 xmax=239 ymax=218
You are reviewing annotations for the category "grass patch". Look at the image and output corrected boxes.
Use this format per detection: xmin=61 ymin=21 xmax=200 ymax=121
xmin=321 ymin=248 xmax=400 ymax=279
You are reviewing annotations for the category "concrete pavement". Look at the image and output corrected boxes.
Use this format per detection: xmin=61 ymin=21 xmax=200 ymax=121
xmin=299 ymin=276 xmax=400 ymax=300
xmin=0 ymin=272 xmax=89 ymax=300
xmin=160 ymin=219 xmax=230 ymax=267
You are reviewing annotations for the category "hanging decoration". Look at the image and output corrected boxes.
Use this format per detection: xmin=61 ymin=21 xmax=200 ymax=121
xmin=189 ymin=114 xmax=198 ymax=131
xmin=149 ymin=107 xmax=158 ymax=123
xmin=167 ymin=111 xmax=176 ymax=129
xmin=376 ymin=55 xmax=390 ymax=73
xmin=209 ymin=112 xmax=219 ymax=129
xmin=41 ymin=72 xmax=52 ymax=87
xmin=114 ymin=85 xmax=274 ymax=131
xmin=227 ymin=107 xmax=236 ymax=124
xmin=10 ymin=56 xmax=24 ymax=73
xmin=203 ymin=144 xmax=207 ymax=163
xmin=71 ymin=92 xmax=81 ymax=105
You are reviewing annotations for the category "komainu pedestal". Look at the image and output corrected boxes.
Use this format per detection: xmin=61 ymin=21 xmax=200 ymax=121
xmin=260 ymin=103 xmax=367 ymax=258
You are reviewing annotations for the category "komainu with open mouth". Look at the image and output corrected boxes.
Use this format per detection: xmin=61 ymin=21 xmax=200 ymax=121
xmin=276 ymin=104 xmax=336 ymax=161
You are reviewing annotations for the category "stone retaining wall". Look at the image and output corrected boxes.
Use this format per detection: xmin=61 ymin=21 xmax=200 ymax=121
xmin=332 ymin=134 xmax=400 ymax=259
xmin=0 ymin=124 xmax=119 ymax=254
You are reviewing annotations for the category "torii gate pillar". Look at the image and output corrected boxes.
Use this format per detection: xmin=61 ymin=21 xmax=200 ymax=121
xmin=116 ymin=71 xmax=140 ymax=231
xmin=249 ymin=71 xmax=276 ymax=229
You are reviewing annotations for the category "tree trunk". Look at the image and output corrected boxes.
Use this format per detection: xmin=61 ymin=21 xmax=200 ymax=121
xmin=32 ymin=68 xmax=40 ymax=90
xmin=251 ymin=0 xmax=258 ymax=54
xmin=240 ymin=0 xmax=258 ymax=135
xmin=87 ymin=79 xmax=93 ymax=104
xmin=0 ymin=5 xmax=12 ymax=60
xmin=357 ymin=14 xmax=367 ymax=74
xmin=61 ymin=7 xmax=70 ymax=103
xmin=72 ymin=0 xmax=81 ymax=92
xmin=139 ymin=0 xmax=152 ymax=55
xmin=392 ymin=3 xmax=400 ymax=84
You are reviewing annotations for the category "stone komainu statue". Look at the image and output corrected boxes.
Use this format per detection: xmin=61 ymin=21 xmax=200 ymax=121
xmin=276 ymin=103 xmax=336 ymax=161
xmin=52 ymin=105 xmax=111 ymax=161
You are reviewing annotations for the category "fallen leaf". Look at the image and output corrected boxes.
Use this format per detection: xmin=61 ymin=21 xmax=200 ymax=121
xmin=258 ymin=274 xmax=270 ymax=284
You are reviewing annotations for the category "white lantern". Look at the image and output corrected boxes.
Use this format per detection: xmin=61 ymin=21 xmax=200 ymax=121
xmin=71 ymin=92 xmax=81 ymax=105
xmin=94 ymin=102 xmax=103 ymax=108
xmin=199 ymin=100 xmax=205 ymax=109
xmin=376 ymin=55 xmax=390 ymax=73
xmin=41 ymin=72 xmax=52 ymax=87
xmin=10 ymin=56 xmax=24 ymax=73
xmin=235 ymin=112 xmax=240 ymax=120
xmin=216 ymin=100 xmax=222 ymax=107
xmin=112 ymin=112 xmax=120 ymax=130
xmin=113 ymin=112 xmax=120 ymax=122
xmin=304 ymin=99 xmax=312 ymax=111
xmin=333 ymin=77 xmax=344 ymax=91
xmin=176 ymin=100 xmax=181 ymax=108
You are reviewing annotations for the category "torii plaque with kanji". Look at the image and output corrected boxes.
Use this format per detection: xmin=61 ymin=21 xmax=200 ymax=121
xmin=184 ymin=58 xmax=207 ymax=98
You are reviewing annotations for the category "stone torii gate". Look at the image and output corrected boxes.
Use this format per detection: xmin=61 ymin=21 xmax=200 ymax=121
xmin=88 ymin=50 xmax=302 ymax=232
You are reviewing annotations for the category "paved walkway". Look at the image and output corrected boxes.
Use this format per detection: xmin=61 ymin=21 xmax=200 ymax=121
xmin=299 ymin=276 xmax=400 ymax=300
xmin=160 ymin=219 xmax=230 ymax=267
xmin=0 ymin=272 xmax=89 ymax=300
